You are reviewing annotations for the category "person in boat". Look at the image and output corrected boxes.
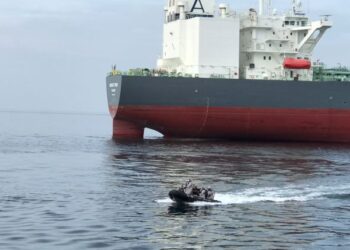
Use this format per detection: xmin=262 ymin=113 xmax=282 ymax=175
xmin=179 ymin=180 xmax=215 ymax=200
xmin=169 ymin=180 xmax=219 ymax=203
xmin=179 ymin=180 xmax=194 ymax=195
xmin=206 ymin=187 xmax=215 ymax=200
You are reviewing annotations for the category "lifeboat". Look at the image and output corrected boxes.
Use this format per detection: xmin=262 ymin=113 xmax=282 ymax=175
xmin=283 ymin=58 xmax=311 ymax=69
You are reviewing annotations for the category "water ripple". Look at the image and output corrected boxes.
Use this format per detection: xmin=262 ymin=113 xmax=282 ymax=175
xmin=1 ymin=113 xmax=350 ymax=249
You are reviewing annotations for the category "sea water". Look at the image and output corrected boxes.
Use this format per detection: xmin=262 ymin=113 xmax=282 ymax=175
xmin=0 ymin=112 xmax=349 ymax=249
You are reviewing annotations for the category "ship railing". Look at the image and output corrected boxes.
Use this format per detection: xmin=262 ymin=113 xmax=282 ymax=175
xmin=107 ymin=68 xmax=236 ymax=79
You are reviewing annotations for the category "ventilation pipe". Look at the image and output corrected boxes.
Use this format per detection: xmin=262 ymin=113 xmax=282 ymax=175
xmin=164 ymin=7 xmax=168 ymax=22
xmin=259 ymin=0 xmax=265 ymax=16
xmin=219 ymin=3 xmax=228 ymax=18
xmin=259 ymin=0 xmax=272 ymax=16
xmin=178 ymin=1 xmax=186 ymax=20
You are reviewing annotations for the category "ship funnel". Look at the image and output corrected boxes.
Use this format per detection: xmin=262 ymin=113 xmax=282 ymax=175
xmin=219 ymin=3 xmax=228 ymax=18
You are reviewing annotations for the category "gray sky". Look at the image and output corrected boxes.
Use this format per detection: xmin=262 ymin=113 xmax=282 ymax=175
xmin=0 ymin=0 xmax=349 ymax=114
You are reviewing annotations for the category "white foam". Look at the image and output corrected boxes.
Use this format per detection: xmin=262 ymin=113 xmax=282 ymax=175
xmin=156 ymin=198 xmax=173 ymax=203
xmin=156 ymin=183 xmax=350 ymax=206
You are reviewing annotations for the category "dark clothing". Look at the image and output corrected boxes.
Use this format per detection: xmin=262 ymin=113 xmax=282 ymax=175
xmin=179 ymin=180 xmax=215 ymax=200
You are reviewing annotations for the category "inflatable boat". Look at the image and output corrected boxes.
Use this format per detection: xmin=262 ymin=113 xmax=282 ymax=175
xmin=169 ymin=190 xmax=220 ymax=204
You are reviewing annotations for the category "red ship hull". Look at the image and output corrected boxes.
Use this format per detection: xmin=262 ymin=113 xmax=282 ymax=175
xmin=110 ymin=105 xmax=350 ymax=143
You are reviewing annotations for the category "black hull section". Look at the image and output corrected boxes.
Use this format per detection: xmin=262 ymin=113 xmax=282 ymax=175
xmin=168 ymin=190 xmax=220 ymax=204
xmin=107 ymin=75 xmax=350 ymax=109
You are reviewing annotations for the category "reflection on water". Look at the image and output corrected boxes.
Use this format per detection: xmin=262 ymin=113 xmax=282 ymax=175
xmin=1 ymin=113 xmax=350 ymax=249
xmin=167 ymin=203 xmax=214 ymax=216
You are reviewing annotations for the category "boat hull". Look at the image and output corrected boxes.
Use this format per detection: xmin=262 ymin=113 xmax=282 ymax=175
xmin=168 ymin=190 xmax=220 ymax=203
xmin=106 ymin=75 xmax=350 ymax=143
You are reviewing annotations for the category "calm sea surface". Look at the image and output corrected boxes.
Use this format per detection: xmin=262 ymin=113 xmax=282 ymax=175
xmin=0 ymin=112 xmax=350 ymax=249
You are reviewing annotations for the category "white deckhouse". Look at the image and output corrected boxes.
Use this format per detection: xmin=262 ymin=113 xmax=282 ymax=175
xmin=157 ymin=0 xmax=332 ymax=81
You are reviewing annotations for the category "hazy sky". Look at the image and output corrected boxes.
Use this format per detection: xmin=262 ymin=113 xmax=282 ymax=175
xmin=0 ymin=0 xmax=349 ymax=114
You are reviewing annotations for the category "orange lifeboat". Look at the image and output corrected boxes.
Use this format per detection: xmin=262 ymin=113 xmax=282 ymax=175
xmin=283 ymin=58 xmax=311 ymax=69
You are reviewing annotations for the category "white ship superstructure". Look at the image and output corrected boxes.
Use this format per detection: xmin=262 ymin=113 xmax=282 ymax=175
xmin=157 ymin=0 xmax=332 ymax=81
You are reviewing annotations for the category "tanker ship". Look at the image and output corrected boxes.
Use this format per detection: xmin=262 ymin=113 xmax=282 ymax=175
xmin=106 ymin=0 xmax=350 ymax=143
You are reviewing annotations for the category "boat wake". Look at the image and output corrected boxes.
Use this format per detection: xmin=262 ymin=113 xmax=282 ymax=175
xmin=156 ymin=183 xmax=350 ymax=206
